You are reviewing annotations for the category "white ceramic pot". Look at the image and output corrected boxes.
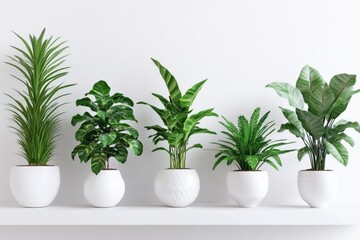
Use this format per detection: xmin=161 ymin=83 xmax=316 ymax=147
xmin=154 ymin=169 xmax=200 ymax=207
xmin=84 ymin=169 xmax=125 ymax=208
xmin=226 ymin=171 xmax=268 ymax=208
xmin=10 ymin=166 xmax=60 ymax=208
xmin=298 ymin=170 xmax=338 ymax=208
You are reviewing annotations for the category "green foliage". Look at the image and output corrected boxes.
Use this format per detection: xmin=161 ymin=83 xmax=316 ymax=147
xmin=267 ymin=65 xmax=360 ymax=170
xmin=71 ymin=81 xmax=143 ymax=174
xmin=213 ymin=108 xmax=293 ymax=171
xmin=6 ymin=29 xmax=74 ymax=165
xmin=139 ymin=58 xmax=218 ymax=169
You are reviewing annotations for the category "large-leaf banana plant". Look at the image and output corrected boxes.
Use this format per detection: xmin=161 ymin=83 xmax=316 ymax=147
xmin=139 ymin=58 xmax=218 ymax=169
xmin=6 ymin=29 xmax=74 ymax=165
xmin=71 ymin=80 xmax=143 ymax=174
xmin=267 ymin=65 xmax=360 ymax=170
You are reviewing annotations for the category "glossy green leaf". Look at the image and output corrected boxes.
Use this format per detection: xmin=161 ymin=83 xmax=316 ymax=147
xmin=91 ymin=152 xmax=107 ymax=175
xmin=296 ymin=109 xmax=325 ymax=139
xmin=87 ymin=80 xmax=111 ymax=99
xmin=151 ymin=58 xmax=182 ymax=102
xmin=129 ymin=140 xmax=143 ymax=155
xmin=180 ymin=79 xmax=206 ymax=109
xmin=308 ymin=83 xmax=335 ymax=117
xmin=266 ymin=82 xmax=305 ymax=109
xmin=324 ymin=140 xmax=348 ymax=166
xmin=295 ymin=65 xmax=324 ymax=104
xmin=280 ymin=107 xmax=304 ymax=137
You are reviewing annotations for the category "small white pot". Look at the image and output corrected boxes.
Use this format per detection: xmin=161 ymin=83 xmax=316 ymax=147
xmin=154 ymin=169 xmax=200 ymax=207
xmin=84 ymin=169 xmax=125 ymax=208
xmin=10 ymin=166 xmax=60 ymax=208
xmin=298 ymin=170 xmax=338 ymax=208
xmin=227 ymin=171 xmax=268 ymax=208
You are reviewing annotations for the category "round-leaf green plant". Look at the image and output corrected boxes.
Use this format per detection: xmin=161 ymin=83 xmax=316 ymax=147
xmin=267 ymin=65 xmax=360 ymax=170
xmin=213 ymin=108 xmax=293 ymax=171
xmin=71 ymin=80 xmax=143 ymax=174
xmin=139 ymin=58 xmax=218 ymax=169
xmin=6 ymin=29 xmax=74 ymax=165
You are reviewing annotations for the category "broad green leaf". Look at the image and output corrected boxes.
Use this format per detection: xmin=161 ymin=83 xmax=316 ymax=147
xmin=297 ymin=147 xmax=308 ymax=161
xmin=186 ymin=143 xmax=203 ymax=151
xmin=328 ymin=74 xmax=357 ymax=119
xmin=129 ymin=139 xmax=143 ymax=155
xmin=71 ymin=112 xmax=92 ymax=126
xmin=324 ymin=140 xmax=349 ymax=166
xmin=296 ymin=109 xmax=325 ymax=139
xmin=91 ymin=152 xmax=107 ymax=175
xmin=112 ymin=93 xmax=134 ymax=106
xmin=168 ymin=133 xmax=184 ymax=146
xmin=87 ymin=80 xmax=111 ymax=99
xmin=278 ymin=123 xmax=302 ymax=138
xmin=333 ymin=120 xmax=360 ymax=133
xmin=75 ymin=97 xmax=97 ymax=111
xmin=295 ymin=65 xmax=324 ymax=104
xmin=308 ymin=83 xmax=335 ymax=117
xmin=280 ymin=107 xmax=304 ymax=137
xmin=151 ymin=58 xmax=182 ymax=102
xmin=79 ymin=141 xmax=97 ymax=162
xmin=183 ymin=108 xmax=218 ymax=141
xmin=180 ymin=79 xmax=206 ymax=109
xmin=99 ymin=132 xmax=117 ymax=147
xmin=114 ymin=148 xmax=128 ymax=164
xmin=266 ymin=82 xmax=305 ymax=109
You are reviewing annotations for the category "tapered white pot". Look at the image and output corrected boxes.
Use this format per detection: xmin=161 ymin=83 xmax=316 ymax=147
xmin=298 ymin=170 xmax=338 ymax=208
xmin=84 ymin=169 xmax=125 ymax=208
xmin=227 ymin=171 xmax=268 ymax=208
xmin=154 ymin=169 xmax=200 ymax=207
xmin=10 ymin=166 xmax=60 ymax=208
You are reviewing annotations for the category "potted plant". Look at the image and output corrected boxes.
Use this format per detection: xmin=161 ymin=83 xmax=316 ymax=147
xmin=71 ymin=80 xmax=143 ymax=207
xmin=267 ymin=65 xmax=360 ymax=207
xmin=139 ymin=58 xmax=218 ymax=207
xmin=213 ymin=108 xmax=293 ymax=207
xmin=6 ymin=29 xmax=73 ymax=207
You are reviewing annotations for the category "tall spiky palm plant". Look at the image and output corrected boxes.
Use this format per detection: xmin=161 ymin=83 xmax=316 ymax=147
xmin=6 ymin=29 xmax=74 ymax=165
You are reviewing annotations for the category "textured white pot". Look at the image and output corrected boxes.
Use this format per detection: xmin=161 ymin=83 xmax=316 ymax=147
xmin=298 ymin=170 xmax=338 ymax=208
xmin=154 ymin=169 xmax=200 ymax=207
xmin=10 ymin=166 xmax=60 ymax=208
xmin=227 ymin=171 xmax=268 ymax=208
xmin=84 ymin=169 xmax=125 ymax=208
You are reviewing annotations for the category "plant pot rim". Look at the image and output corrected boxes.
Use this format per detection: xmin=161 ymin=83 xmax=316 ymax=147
xmin=13 ymin=165 xmax=58 ymax=167
xmin=160 ymin=168 xmax=196 ymax=171
xmin=299 ymin=169 xmax=335 ymax=172
xmin=231 ymin=170 xmax=266 ymax=172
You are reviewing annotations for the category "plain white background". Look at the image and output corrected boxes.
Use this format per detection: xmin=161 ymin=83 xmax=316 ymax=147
xmin=0 ymin=0 xmax=360 ymax=239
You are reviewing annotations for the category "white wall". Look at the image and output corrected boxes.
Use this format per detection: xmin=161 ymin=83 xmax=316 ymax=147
xmin=0 ymin=0 xmax=360 ymax=239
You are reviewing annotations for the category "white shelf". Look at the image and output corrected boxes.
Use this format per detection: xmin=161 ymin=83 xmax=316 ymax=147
xmin=0 ymin=204 xmax=358 ymax=226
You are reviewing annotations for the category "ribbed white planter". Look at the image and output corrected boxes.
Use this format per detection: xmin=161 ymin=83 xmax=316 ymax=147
xmin=84 ymin=169 xmax=125 ymax=208
xmin=227 ymin=171 xmax=268 ymax=208
xmin=10 ymin=166 xmax=60 ymax=208
xmin=298 ymin=170 xmax=338 ymax=208
xmin=154 ymin=169 xmax=200 ymax=208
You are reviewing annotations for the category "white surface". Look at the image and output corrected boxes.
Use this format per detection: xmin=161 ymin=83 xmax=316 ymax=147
xmin=0 ymin=204 xmax=358 ymax=226
xmin=227 ymin=171 xmax=268 ymax=207
xmin=298 ymin=170 xmax=338 ymax=208
xmin=1 ymin=0 xmax=360 ymax=239
xmin=84 ymin=169 xmax=125 ymax=208
xmin=10 ymin=166 xmax=60 ymax=208
xmin=154 ymin=169 xmax=200 ymax=207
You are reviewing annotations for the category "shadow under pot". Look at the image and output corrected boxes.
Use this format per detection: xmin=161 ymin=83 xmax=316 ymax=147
xmin=10 ymin=165 xmax=60 ymax=208
xmin=154 ymin=169 xmax=200 ymax=208
xmin=297 ymin=170 xmax=338 ymax=208
xmin=84 ymin=169 xmax=125 ymax=208
xmin=227 ymin=171 xmax=268 ymax=208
